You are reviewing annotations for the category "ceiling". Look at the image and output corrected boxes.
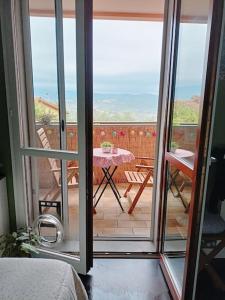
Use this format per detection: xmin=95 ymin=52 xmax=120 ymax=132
xmin=29 ymin=0 xmax=209 ymax=22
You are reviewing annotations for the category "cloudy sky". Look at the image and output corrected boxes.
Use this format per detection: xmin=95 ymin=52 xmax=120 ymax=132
xmin=30 ymin=17 xmax=207 ymax=96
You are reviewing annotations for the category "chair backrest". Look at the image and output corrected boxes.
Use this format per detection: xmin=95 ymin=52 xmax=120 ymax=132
xmin=37 ymin=128 xmax=60 ymax=185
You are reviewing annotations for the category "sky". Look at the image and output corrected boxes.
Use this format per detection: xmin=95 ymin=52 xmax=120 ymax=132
xmin=30 ymin=17 xmax=208 ymax=98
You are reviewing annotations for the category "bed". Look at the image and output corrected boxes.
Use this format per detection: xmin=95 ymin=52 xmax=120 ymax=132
xmin=0 ymin=258 xmax=88 ymax=300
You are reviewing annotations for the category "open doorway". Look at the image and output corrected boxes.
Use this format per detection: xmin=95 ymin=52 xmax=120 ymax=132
xmin=92 ymin=1 xmax=165 ymax=247
xmin=20 ymin=0 xmax=200 ymax=254
xmin=26 ymin=0 xmax=166 ymax=253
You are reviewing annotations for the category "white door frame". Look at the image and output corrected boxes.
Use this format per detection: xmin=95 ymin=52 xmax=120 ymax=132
xmin=0 ymin=0 xmax=93 ymax=274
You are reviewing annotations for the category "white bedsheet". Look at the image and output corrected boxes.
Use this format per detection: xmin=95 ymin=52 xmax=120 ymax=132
xmin=0 ymin=258 xmax=88 ymax=300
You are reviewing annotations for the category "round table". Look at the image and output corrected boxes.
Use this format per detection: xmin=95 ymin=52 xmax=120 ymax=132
xmin=170 ymin=148 xmax=194 ymax=211
xmin=93 ymin=148 xmax=135 ymax=211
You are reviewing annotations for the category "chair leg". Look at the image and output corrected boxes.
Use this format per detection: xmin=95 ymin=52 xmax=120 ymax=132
xmin=42 ymin=187 xmax=55 ymax=201
xmin=180 ymin=182 xmax=186 ymax=192
xmin=128 ymin=183 xmax=145 ymax=214
xmin=51 ymin=188 xmax=61 ymax=201
xmin=124 ymin=183 xmax=133 ymax=197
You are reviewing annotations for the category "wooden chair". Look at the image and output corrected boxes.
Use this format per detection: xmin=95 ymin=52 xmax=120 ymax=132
xmin=124 ymin=157 xmax=154 ymax=214
xmin=37 ymin=128 xmax=79 ymax=207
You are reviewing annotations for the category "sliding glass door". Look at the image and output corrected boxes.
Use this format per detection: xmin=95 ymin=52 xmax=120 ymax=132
xmin=0 ymin=0 xmax=93 ymax=274
xmin=159 ymin=0 xmax=224 ymax=299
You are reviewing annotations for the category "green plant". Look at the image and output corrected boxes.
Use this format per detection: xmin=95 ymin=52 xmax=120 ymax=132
xmin=173 ymin=102 xmax=198 ymax=124
xmin=39 ymin=113 xmax=54 ymax=126
xmin=34 ymin=99 xmax=58 ymax=123
xmin=171 ymin=141 xmax=179 ymax=150
xmin=0 ymin=227 xmax=39 ymax=257
xmin=100 ymin=141 xmax=112 ymax=148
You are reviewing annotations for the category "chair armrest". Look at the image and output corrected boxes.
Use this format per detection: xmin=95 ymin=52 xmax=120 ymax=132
xmin=51 ymin=166 xmax=79 ymax=172
xmin=135 ymin=164 xmax=154 ymax=170
xmin=67 ymin=166 xmax=79 ymax=170
xmin=51 ymin=167 xmax=61 ymax=172
xmin=135 ymin=156 xmax=155 ymax=161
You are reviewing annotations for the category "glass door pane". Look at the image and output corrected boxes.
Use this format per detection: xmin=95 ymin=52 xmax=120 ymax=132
xmin=29 ymin=0 xmax=61 ymax=150
xmin=18 ymin=0 xmax=92 ymax=273
xmin=160 ymin=0 xmax=211 ymax=297
xmin=1 ymin=0 xmax=92 ymax=272
xmin=62 ymin=0 xmax=78 ymax=152
xmin=28 ymin=156 xmax=80 ymax=255
xmin=169 ymin=1 xmax=210 ymax=156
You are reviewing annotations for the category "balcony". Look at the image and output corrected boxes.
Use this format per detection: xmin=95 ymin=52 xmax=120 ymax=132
xmin=36 ymin=122 xmax=195 ymax=239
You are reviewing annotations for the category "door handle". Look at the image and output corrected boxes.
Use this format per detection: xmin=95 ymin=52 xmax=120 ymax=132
xmin=61 ymin=119 xmax=65 ymax=132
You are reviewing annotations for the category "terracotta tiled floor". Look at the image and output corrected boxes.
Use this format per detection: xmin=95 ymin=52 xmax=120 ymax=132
xmin=93 ymin=183 xmax=152 ymax=237
xmin=40 ymin=183 xmax=189 ymax=239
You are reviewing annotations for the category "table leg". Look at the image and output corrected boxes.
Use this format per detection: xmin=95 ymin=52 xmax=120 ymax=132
xmin=102 ymin=167 xmax=124 ymax=211
xmin=93 ymin=167 xmax=109 ymax=199
xmin=94 ymin=166 xmax=117 ymax=208
xmin=103 ymin=167 xmax=121 ymax=198
xmin=94 ymin=166 xmax=124 ymax=211
xmin=169 ymin=170 xmax=180 ymax=197
xmin=169 ymin=169 xmax=187 ymax=210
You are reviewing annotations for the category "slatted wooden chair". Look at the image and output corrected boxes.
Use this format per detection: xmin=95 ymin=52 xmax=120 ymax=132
xmin=37 ymin=128 xmax=79 ymax=215
xmin=124 ymin=157 xmax=154 ymax=214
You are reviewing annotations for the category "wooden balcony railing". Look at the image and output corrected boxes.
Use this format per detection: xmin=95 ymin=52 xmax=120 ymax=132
xmin=35 ymin=122 xmax=197 ymax=187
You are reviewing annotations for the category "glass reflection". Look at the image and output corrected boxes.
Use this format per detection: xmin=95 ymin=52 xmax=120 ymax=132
xmin=169 ymin=1 xmax=209 ymax=156
xmin=29 ymin=0 xmax=60 ymax=149
xmin=163 ymin=162 xmax=192 ymax=293
xmin=162 ymin=0 xmax=210 ymax=296
xmin=27 ymin=156 xmax=80 ymax=255
xmin=62 ymin=0 xmax=78 ymax=151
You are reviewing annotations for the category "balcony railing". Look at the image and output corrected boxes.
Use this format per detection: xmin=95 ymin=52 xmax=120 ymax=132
xmin=35 ymin=122 xmax=197 ymax=188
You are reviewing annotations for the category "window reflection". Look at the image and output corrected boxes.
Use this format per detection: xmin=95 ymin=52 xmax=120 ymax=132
xmin=162 ymin=0 xmax=210 ymax=296
xmin=169 ymin=3 xmax=209 ymax=155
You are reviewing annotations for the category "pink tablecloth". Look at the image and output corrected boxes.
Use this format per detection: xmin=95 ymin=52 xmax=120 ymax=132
xmin=93 ymin=148 xmax=135 ymax=168
xmin=173 ymin=148 xmax=194 ymax=158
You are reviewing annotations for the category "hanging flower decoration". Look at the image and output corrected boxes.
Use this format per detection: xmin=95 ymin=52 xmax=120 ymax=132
xmin=152 ymin=131 xmax=157 ymax=138
xmin=68 ymin=132 xmax=74 ymax=137
xmin=139 ymin=131 xmax=144 ymax=136
xmin=146 ymin=131 xmax=151 ymax=138
xmin=119 ymin=131 xmax=125 ymax=137
xmin=100 ymin=131 xmax=106 ymax=136
xmin=112 ymin=131 xmax=117 ymax=137
xmin=130 ymin=130 xmax=135 ymax=136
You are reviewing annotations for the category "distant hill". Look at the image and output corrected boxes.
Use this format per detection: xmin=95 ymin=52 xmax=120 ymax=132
xmin=33 ymin=93 xmax=200 ymax=123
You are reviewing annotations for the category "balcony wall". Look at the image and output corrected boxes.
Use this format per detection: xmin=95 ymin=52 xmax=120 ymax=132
xmin=36 ymin=123 xmax=197 ymax=188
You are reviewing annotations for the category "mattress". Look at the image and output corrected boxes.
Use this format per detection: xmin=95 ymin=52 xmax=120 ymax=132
xmin=0 ymin=258 xmax=88 ymax=300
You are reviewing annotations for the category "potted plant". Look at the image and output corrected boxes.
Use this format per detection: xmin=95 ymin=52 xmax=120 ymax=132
xmin=170 ymin=141 xmax=179 ymax=153
xmin=39 ymin=113 xmax=54 ymax=126
xmin=0 ymin=227 xmax=39 ymax=257
xmin=100 ymin=141 xmax=112 ymax=153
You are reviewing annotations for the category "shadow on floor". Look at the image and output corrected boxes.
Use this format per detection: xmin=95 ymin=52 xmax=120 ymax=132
xmin=79 ymin=258 xmax=171 ymax=300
